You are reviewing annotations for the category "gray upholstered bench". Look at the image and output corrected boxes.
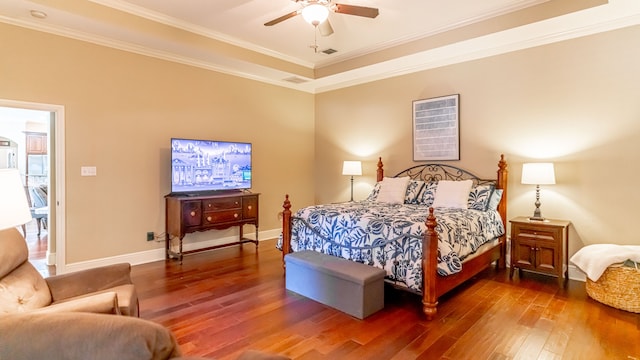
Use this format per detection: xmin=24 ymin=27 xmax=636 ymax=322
xmin=285 ymin=250 xmax=386 ymax=319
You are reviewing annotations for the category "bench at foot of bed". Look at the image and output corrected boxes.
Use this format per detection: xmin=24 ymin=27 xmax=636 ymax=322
xmin=284 ymin=251 xmax=386 ymax=319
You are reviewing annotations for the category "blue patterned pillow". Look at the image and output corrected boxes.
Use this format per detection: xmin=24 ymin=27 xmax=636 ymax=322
xmin=487 ymin=189 xmax=503 ymax=211
xmin=416 ymin=182 xmax=438 ymax=207
xmin=404 ymin=180 xmax=426 ymax=204
xmin=467 ymin=185 xmax=494 ymax=211
xmin=366 ymin=182 xmax=381 ymax=201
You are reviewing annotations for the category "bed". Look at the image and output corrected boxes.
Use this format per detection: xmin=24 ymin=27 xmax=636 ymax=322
xmin=280 ymin=155 xmax=508 ymax=319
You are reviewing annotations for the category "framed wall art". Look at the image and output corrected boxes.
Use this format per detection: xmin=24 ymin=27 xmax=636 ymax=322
xmin=412 ymin=94 xmax=460 ymax=161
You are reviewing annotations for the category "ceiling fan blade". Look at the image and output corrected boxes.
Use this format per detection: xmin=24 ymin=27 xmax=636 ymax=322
xmin=318 ymin=19 xmax=334 ymax=36
xmin=264 ymin=11 xmax=299 ymax=26
xmin=333 ymin=4 xmax=379 ymax=18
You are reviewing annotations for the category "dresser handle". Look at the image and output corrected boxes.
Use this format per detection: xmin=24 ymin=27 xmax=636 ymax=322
xmin=207 ymin=216 xmax=212 ymax=222
xmin=190 ymin=211 xmax=196 ymax=217
xmin=234 ymin=213 xmax=239 ymax=218
xmin=248 ymin=205 xmax=252 ymax=210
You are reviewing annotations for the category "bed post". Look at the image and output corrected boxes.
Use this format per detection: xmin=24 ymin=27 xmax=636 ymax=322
xmin=282 ymin=194 xmax=292 ymax=270
xmin=377 ymin=157 xmax=384 ymax=182
xmin=422 ymin=207 xmax=439 ymax=320
xmin=496 ymin=154 xmax=508 ymax=269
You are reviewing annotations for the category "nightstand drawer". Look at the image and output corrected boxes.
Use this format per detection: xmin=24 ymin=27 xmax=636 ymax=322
xmin=514 ymin=228 xmax=558 ymax=242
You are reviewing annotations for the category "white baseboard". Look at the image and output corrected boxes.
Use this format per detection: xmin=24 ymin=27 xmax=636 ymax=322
xmin=46 ymin=251 xmax=56 ymax=266
xmin=59 ymin=230 xmax=589 ymax=283
xmin=568 ymin=265 xmax=587 ymax=282
xmin=60 ymin=227 xmax=281 ymax=274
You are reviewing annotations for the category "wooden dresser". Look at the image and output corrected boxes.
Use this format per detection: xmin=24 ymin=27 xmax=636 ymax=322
xmin=165 ymin=192 xmax=259 ymax=262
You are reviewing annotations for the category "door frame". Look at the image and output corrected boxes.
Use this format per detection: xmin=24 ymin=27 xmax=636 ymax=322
xmin=0 ymin=99 xmax=67 ymax=273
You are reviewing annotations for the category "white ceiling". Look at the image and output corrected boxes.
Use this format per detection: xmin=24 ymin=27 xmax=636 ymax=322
xmin=113 ymin=0 xmax=541 ymax=66
xmin=1 ymin=0 xmax=639 ymax=93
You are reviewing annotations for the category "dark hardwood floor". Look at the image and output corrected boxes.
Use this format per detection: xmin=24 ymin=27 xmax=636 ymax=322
xmin=129 ymin=239 xmax=640 ymax=360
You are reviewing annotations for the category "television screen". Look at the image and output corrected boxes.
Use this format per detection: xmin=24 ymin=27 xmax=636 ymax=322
xmin=170 ymin=138 xmax=252 ymax=194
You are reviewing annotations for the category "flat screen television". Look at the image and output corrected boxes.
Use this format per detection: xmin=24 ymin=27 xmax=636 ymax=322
xmin=170 ymin=138 xmax=252 ymax=195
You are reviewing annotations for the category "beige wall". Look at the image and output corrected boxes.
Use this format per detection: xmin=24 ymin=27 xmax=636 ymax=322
xmin=316 ymin=25 xmax=640 ymax=256
xmin=0 ymin=23 xmax=316 ymax=263
xmin=2 ymin=21 xmax=638 ymax=264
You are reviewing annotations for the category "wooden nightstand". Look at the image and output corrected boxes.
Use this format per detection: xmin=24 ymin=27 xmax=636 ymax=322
xmin=509 ymin=217 xmax=571 ymax=285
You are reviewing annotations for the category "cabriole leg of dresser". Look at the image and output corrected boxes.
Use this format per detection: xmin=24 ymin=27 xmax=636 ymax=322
xmin=165 ymin=235 xmax=184 ymax=264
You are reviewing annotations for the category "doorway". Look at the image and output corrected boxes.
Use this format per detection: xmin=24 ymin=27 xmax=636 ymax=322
xmin=0 ymin=99 xmax=66 ymax=275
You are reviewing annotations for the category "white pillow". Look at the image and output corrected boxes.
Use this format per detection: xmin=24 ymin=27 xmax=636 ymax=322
xmin=376 ymin=177 xmax=410 ymax=204
xmin=432 ymin=180 xmax=473 ymax=208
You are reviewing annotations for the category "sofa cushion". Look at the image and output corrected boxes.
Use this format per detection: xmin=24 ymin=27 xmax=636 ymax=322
xmin=0 ymin=312 xmax=182 ymax=360
xmin=0 ymin=228 xmax=29 ymax=278
xmin=34 ymin=291 xmax=120 ymax=315
xmin=0 ymin=260 xmax=52 ymax=313
xmin=49 ymin=283 xmax=137 ymax=316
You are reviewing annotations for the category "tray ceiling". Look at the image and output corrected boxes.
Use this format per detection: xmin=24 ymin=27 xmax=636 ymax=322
xmin=1 ymin=0 xmax=639 ymax=93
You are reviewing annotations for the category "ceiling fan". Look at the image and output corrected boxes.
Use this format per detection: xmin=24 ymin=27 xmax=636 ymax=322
xmin=264 ymin=0 xmax=379 ymax=37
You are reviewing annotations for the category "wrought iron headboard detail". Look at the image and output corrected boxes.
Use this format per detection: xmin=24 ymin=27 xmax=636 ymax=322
xmin=393 ymin=163 xmax=495 ymax=187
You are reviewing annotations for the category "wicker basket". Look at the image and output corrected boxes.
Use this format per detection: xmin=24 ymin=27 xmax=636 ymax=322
xmin=586 ymin=264 xmax=640 ymax=313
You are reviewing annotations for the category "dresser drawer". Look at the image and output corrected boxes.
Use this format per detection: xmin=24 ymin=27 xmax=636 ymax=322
xmin=203 ymin=197 xmax=241 ymax=211
xmin=204 ymin=210 xmax=242 ymax=224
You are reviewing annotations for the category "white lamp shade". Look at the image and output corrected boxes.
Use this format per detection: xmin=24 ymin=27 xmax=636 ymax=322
xmin=301 ymin=4 xmax=329 ymax=25
xmin=0 ymin=169 xmax=32 ymax=230
xmin=342 ymin=161 xmax=362 ymax=176
xmin=521 ymin=163 xmax=556 ymax=185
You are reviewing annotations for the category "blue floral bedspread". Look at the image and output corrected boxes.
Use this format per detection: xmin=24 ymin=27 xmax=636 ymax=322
xmin=279 ymin=201 xmax=504 ymax=293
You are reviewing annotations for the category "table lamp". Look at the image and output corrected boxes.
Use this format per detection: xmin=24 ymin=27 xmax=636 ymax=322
xmin=342 ymin=161 xmax=362 ymax=202
xmin=0 ymin=169 xmax=33 ymax=242
xmin=521 ymin=162 xmax=555 ymax=221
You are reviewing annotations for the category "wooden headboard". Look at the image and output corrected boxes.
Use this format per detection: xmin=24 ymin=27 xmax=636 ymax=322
xmin=374 ymin=155 xmax=508 ymax=230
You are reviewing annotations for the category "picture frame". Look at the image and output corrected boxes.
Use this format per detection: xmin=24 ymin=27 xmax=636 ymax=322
xmin=412 ymin=94 xmax=460 ymax=161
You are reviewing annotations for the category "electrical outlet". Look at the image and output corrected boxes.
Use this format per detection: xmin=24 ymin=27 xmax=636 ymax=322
xmin=146 ymin=231 xmax=154 ymax=241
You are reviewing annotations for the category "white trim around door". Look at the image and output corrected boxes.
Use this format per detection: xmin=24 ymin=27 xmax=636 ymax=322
xmin=0 ymin=99 xmax=67 ymax=273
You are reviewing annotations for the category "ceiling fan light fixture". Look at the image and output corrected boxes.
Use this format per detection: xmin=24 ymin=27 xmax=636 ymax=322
xmin=301 ymin=4 xmax=329 ymax=26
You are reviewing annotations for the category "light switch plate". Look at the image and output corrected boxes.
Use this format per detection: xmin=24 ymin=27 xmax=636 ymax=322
xmin=81 ymin=166 xmax=97 ymax=176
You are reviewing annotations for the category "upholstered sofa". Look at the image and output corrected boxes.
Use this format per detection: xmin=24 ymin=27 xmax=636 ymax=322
xmin=0 ymin=312 xmax=290 ymax=360
xmin=0 ymin=227 xmax=290 ymax=360
xmin=0 ymin=227 xmax=138 ymax=316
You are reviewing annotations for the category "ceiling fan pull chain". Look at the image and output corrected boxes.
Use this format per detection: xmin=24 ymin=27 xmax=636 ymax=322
xmin=310 ymin=25 xmax=319 ymax=53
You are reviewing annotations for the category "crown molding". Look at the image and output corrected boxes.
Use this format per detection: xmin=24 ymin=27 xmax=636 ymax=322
xmin=2 ymin=1 xmax=639 ymax=94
